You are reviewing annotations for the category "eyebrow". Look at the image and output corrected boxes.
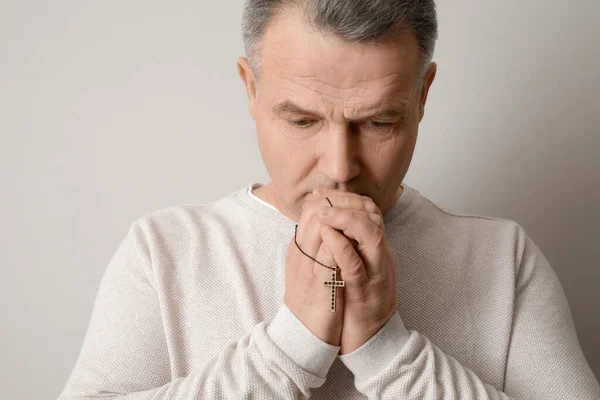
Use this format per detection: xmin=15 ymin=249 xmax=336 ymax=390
xmin=271 ymin=100 xmax=408 ymax=121
xmin=272 ymin=101 xmax=312 ymax=115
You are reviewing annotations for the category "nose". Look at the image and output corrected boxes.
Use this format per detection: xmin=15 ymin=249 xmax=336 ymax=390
xmin=317 ymin=123 xmax=360 ymax=184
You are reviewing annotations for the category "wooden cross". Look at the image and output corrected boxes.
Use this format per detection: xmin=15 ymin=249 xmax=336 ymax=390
xmin=324 ymin=267 xmax=345 ymax=312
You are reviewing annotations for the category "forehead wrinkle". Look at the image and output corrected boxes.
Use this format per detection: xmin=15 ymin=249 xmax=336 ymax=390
xmin=285 ymin=72 xmax=413 ymax=99
xmin=276 ymin=75 xmax=412 ymax=109
xmin=291 ymin=72 xmax=413 ymax=90
xmin=269 ymin=74 xmax=414 ymax=120
xmin=273 ymin=76 xmax=350 ymax=109
xmin=340 ymin=86 xmax=414 ymax=119
xmin=271 ymin=96 xmax=412 ymax=122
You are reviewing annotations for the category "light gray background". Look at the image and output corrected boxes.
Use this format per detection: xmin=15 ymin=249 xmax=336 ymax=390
xmin=1 ymin=1 xmax=598 ymax=398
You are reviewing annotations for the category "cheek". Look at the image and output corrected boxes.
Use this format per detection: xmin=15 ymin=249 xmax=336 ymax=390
xmin=365 ymin=133 xmax=413 ymax=172
xmin=256 ymin=113 xmax=284 ymax=156
xmin=256 ymin=117 xmax=313 ymax=180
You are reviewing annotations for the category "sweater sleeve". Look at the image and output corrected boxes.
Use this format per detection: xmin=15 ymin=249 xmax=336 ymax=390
xmin=57 ymin=221 xmax=340 ymax=400
xmin=338 ymin=228 xmax=600 ymax=399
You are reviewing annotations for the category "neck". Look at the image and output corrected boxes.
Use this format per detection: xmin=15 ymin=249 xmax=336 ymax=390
xmin=252 ymin=183 xmax=300 ymax=221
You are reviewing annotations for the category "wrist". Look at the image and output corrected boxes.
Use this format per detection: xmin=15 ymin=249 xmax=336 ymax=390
xmin=267 ymin=303 xmax=341 ymax=377
xmin=340 ymin=319 xmax=386 ymax=355
xmin=338 ymin=312 xmax=411 ymax=384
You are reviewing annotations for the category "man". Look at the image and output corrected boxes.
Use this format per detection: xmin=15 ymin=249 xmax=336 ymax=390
xmin=58 ymin=0 xmax=600 ymax=399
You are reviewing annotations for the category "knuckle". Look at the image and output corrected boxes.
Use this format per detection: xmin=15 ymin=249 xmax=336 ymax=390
xmin=340 ymin=238 xmax=354 ymax=253
xmin=348 ymin=254 xmax=364 ymax=274
xmin=354 ymin=209 xmax=370 ymax=223
xmin=335 ymin=196 xmax=347 ymax=207
xmin=373 ymin=230 xmax=386 ymax=248
xmin=361 ymin=194 xmax=373 ymax=202
xmin=301 ymin=202 xmax=314 ymax=217
xmin=353 ymin=196 xmax=365 ymax=206
xmin=307 ymin=210 xmax=320 ymax=226
xmin=373 ymin=213 xmax=382 ymax=225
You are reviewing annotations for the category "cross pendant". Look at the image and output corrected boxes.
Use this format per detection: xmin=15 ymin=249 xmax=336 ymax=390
xmin=323 ymin=267 xmax=345 ymax=312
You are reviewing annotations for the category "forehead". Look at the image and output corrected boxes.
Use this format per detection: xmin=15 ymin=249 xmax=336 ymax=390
xmin=259 ymin=7 xmax=419 ymax=98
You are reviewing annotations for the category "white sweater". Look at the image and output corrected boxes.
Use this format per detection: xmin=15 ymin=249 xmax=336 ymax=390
xmin=58 ymin=183 xmax=600 ymax=399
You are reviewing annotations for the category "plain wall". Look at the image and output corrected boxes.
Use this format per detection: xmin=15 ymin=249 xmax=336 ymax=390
xmin=1 ymin=1 xmax=598 ymax=398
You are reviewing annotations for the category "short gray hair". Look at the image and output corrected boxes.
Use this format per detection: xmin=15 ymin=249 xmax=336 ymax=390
xmin=241 ymin=0 xmax=438 ymax=85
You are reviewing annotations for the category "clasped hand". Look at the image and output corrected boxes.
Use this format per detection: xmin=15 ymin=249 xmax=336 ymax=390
xmin=284 ymin=189 xmax=397 ymax=354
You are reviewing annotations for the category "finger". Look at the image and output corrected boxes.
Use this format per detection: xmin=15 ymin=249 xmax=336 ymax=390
xmin=320 ymin=224 xmax=368 ymax=284
xmin=319 ymin=208 xmax=387 ymax=278
xmin=301 ymin=195 xmax=370 ymax=248
xmin=369 ymin=211 xmax=384 ymax=231
xmin=308 ymin=193 xmax=384 ymax=235
xmin=321 ymin=208 xmax=383 ymax=232
xmin=314 ymin=240 xmax=337 ymax=274
xmin=297 ymin=191 xmax=378 ymax=278
xmin=314 ymin=191 xmax=384 ymax=236
xmin=298 ymin=192 xmax=339 ymax=250
xmin=317 ymin=207 xmax=382 ymax=246
xmin=319 ymin=207 xmax=385 ymax=249
xmin=312 ymin=188 xmax=382 ymax=217
xmin=313 ymin=187 xmax=372 ymax=203
xmin=305 ymin=191 xmax=377 ymax=217
xmin=312 ymin=189 xmax=378 ymax=212
xmin=297 ymin=211 xmax=342 ymax=279
xmin=341 ymin=210 xmax=383 ymax=232
xmin=294 ymin=213 xmax=324 ymax=275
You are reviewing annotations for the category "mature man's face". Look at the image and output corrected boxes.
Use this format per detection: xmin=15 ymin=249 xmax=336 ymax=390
xmin=238 ymin=8 xmax=436 ymax=222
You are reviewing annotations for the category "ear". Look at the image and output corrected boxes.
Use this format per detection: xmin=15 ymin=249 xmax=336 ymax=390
xmin=418 ymin=62 xmax=437 ymax=122
xmin=237 ymin=56 xmax=259 ymax=120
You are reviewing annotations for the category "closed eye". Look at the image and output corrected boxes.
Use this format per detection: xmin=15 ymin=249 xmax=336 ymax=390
xmin=369 ymin=121 xmax=394 ymax=128
xmin=288 ymin=119 xmax=397 ymax=130
xmin=289 ymin=119 xmax=315 ymax=128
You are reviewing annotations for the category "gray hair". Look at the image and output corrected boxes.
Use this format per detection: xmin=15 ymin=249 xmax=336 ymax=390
xmin=241 ymin=0 xmax=438 ymax=87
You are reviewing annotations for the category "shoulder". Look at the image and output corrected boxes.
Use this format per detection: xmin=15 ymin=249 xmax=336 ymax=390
xmin=409 ymin=188 xmax=525 ymax=236
xmin=127 ymin=203 xmax=210 ymax=238
xmin=131 ymin=187 xmax=247 ymax=236
xmin=126 ymin=191 xmax=241 ymax=250
xmin=407 ymin=188 xmax=531 ymax=267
